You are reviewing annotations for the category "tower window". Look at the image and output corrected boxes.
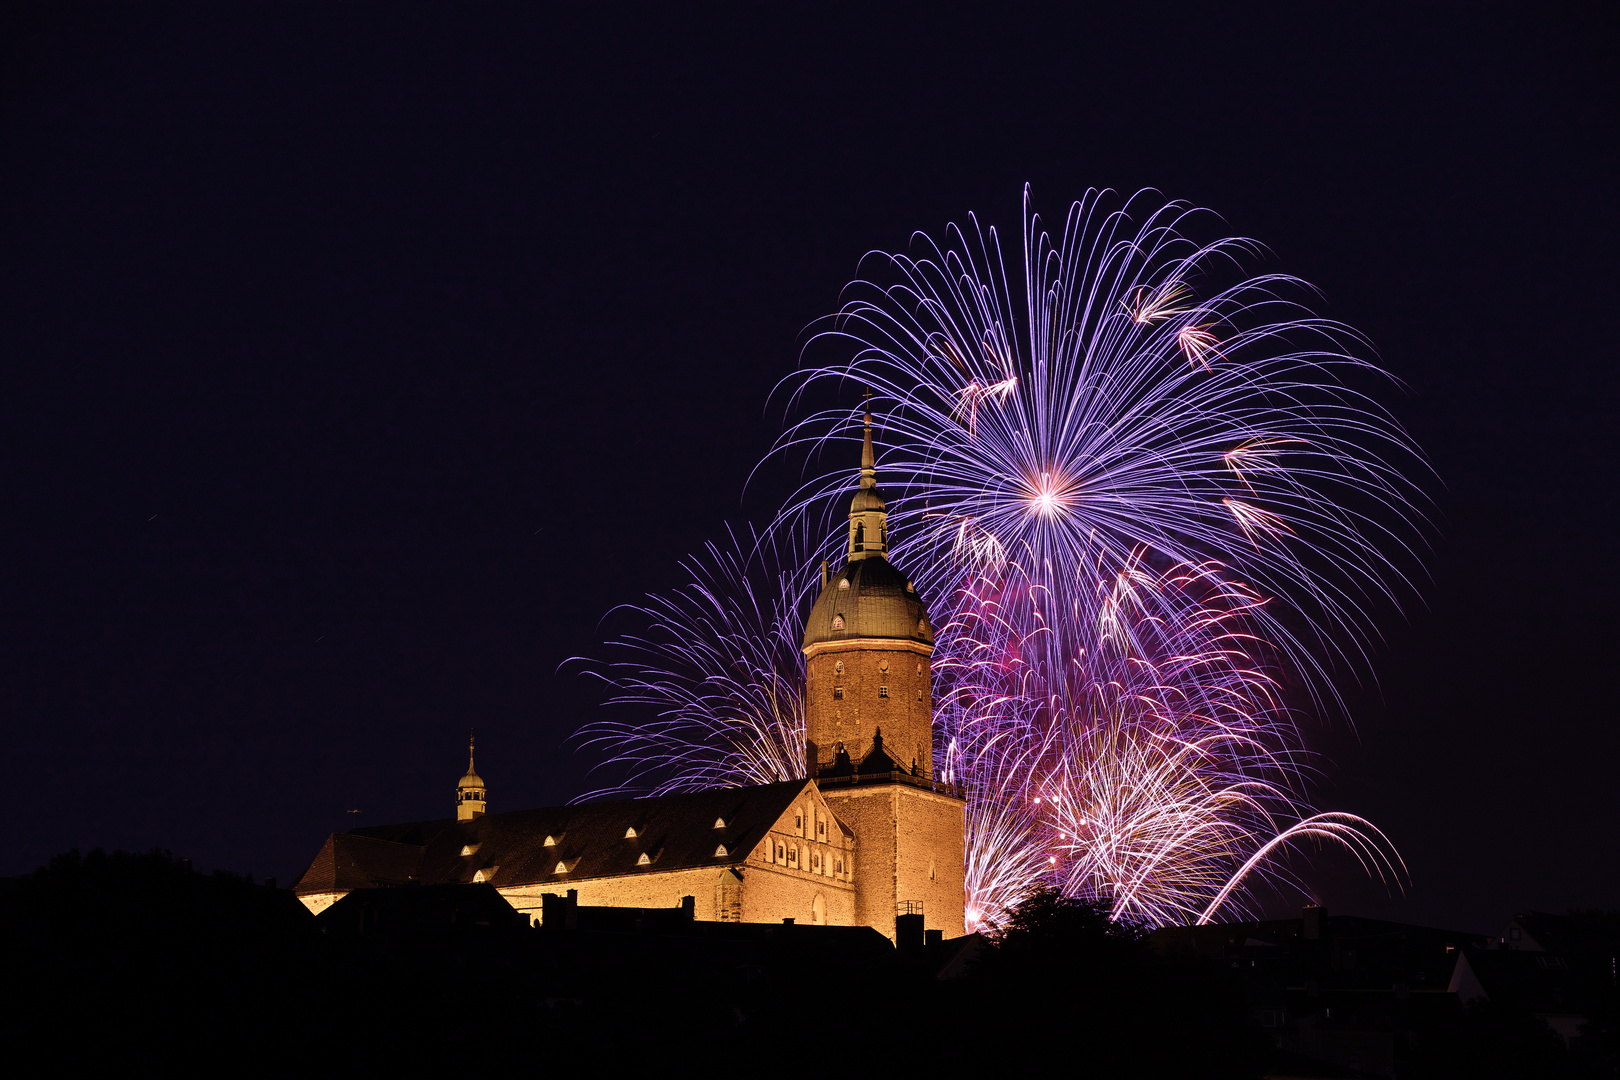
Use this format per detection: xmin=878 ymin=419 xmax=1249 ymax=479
xmin=838 ymin=578 xmax=849 ymax=591
xmin=918 ymin=689 xmax=925 ymax=702
xmin=833 ymin=687 xmax=843 ymax=700
xmin=834 ymin=660 xmax=844 ymax=674
xmin=879 ymin=686 xmax=889 ymax=698
xmin=832 ymin=615 xmax=845 ymax=630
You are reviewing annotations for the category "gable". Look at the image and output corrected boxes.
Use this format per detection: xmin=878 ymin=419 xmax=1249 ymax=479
xmin=760 ymin=783 xmax=854 ymax=850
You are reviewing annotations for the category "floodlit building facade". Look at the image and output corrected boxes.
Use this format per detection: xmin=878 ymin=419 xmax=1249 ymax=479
xmin=294 ymin=416 xmax=966 ymax=941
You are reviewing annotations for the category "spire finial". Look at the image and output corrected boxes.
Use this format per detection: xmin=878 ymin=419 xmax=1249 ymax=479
xmin=859 ymin=410 xmax=876 ymax=489
xmin=468 ymin=733 xmax=476 ymax=773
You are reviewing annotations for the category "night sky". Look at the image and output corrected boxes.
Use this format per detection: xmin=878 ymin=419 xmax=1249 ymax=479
xmin=2 ymin=3 xmax=1614 ymax=934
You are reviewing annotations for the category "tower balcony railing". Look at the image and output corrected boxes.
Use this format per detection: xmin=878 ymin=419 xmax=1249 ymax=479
xmin=812 ymin=763 xmax=963 ymax=798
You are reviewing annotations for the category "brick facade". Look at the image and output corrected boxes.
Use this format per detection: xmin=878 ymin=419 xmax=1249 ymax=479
xmin=804 ymin=639 xmax=934 ymax=775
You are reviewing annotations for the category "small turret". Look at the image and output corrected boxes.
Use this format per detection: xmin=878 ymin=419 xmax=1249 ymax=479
xmin=456 ymin=736 xmax=487 ymax=821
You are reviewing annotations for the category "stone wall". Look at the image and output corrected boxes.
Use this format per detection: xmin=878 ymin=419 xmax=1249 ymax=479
xmin=822 ymin=780 xmax=966 ymax=941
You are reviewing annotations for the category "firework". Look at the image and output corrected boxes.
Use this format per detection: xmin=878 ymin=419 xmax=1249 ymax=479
xmin=574 ymin=526 xmax=814 ymax=797
xmin=581 ymin=187 xmax=1422 ymax=928
xmin=939 ymin=550 xmax=1401 ymax=929
xmin=778 ymin=186 xmax=1430 ymax=703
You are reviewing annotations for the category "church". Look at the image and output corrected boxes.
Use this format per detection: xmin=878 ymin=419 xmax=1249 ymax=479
xmin=293 ymin=416 xmax=966 ymax=941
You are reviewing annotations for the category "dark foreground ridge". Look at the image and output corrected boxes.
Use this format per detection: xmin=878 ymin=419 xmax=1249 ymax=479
xmin=5 ymin=850 xmax=1616 ymax=1079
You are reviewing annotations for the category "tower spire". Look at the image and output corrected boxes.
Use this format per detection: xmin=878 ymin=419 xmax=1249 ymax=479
xmin=847 ymin=409 xmax=888 ymax=560
xmin=859 ymin=411 xmax=876 ymax=489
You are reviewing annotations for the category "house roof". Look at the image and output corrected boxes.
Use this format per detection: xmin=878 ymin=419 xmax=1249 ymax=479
xmin=294 ymin=779 xmax=828 ymax=895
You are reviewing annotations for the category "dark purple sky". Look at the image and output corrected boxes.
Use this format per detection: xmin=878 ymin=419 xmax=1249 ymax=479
xmin=2 ymin=2 xmax=1614 ymax=934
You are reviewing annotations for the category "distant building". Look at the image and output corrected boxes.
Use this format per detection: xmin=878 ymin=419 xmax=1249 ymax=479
xmin=1153 ymin=906 xmax=1489 ymax=1078
xmin=293 ymin=416 xmax=966 ymax=941
xmin=1451 ymin=910 xmax=1620 ymax=1044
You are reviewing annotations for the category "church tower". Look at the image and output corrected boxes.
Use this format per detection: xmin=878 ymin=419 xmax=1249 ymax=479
xmin=802 ymin=414 xmax=965 ymax=939
xmin=456 ymin=737 xmax=487 ymax=821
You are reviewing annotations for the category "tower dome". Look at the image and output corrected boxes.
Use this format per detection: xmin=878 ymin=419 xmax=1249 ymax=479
xmin=456 ymin=736 xmax=487 ymax=821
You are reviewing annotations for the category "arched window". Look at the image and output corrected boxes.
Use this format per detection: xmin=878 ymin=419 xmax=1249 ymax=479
xmin=853 ymin=522 xmax=865 ymax=551
xmin=834 ymin=660 xmax=844 ymax=674
xmin=831 ymin=615 xmax=845 ymax=630
xmin=812 ymin=893 xmax=827 ymax=925
xmin=838 ymin=578 xmax=850 ymax=591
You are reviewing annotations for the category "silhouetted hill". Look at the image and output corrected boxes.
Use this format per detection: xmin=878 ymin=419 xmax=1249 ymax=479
xmin=6 ymin=853 xmax=1609 ymax=1077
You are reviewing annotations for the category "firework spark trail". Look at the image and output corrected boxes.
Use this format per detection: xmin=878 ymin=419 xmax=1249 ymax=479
xmin=574 ymin=527 xmax=814 ymax=798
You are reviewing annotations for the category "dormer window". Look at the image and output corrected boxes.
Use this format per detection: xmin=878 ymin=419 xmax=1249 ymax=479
xmin=832 ymin=615 xmax=845 ymax=630
xmin=624 ymin=825 xmax=640 ymax=839
xmin=636 ymin=852 xmax=651 ymax=866
xmin=713 ymin=817 xmax=726 ymax=829
xmin=714 ymin=844 xmax=729 ymax=857
xmin=838 ymin=578 xmax=850 ymax=591
xmin=553 ymin=859 xmax=574 ymax=875
xmin=543 ymin=834 xmax=559 ymax=847
xmin=460 ymin=843 xmax=480 ymax=857
xmin=472 ymin=866 xmax=499 ymax=883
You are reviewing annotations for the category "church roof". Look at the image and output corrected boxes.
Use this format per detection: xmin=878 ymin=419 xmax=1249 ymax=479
xmin=802 ymin=554 xmax=933 ymax=650
xmin=293 ymin=779 xmax=828 ymax=895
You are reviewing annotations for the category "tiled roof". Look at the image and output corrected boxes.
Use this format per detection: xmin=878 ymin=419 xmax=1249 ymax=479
xmin=291 ymin=832 xmax=427 ymax=893
xmin=298 ymin=779 xmax=818 ymax=894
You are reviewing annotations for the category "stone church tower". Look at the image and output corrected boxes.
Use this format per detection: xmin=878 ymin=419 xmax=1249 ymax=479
xmin=801 ymin=414 xmax=966 ymax=938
